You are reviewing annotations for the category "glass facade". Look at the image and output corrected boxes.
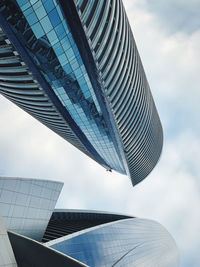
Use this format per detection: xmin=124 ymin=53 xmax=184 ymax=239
xmin=0 ymin=25 xmax=92 ymax=161
xmin=9 ymin=231 xmax=88 ymax=267
xmin=46 ymin=217 xmax=179 ymax=267
xmin=0 ymin=0 xmax=124 ymax=174
xmin=0 ymin=0 xmax=163 ymax=185
xmin=0 ymin=177 xmax=63 ymax=241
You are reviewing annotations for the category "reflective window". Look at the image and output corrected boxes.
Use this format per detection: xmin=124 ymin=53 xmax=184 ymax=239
xmin=11 ymin=0 xmax=125 ymax=173
xmin=49 ymin=218 xmax=179 ymax=267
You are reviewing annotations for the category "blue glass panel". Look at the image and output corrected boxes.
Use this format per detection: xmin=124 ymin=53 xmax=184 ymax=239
xmin=5 ymin=0 xmax=125 ymax=174
xmin=16 ymin=0 xmax=28 ymax=6
xmin=63 ymin=64 xmax=72 ymax=74
xmin=30 ymin=0 xmax=37 ymax=4
xmin=24 ymin=7 xmax=33 ymax=17
xmin=53 ymin=42 xmax=64 ymax=56
xmin=35 ymin=5 xmax=47 ymax=20
xmin=21 ymin=2 xmax=31 ymax=11
xmin=26 ymin=11 xmax=38 ymax=26
xmin=55 ymin=23 xmax=65 ymax=40
xmin=49 ymin=219 xmax=179 ymax=267
xmin=47 ymin=30 xmax=57 ymax=44
xmin=49 ymin=8 xmax=61 ymax=27
xmin=31 ymin=22 xmax=45 ymax=38
xmin=40 ymin=16 xmax=53 ymax=33
xmin=43 ymin=0 xmax=55 ymax=13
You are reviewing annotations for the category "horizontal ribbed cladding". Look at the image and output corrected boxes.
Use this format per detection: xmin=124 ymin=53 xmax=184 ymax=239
xmin=0 ymin=28 xmax=91 ymax=157
xmin=42 ymin=211 xmax=132 ymax=242
xmin=74 ymin=0 xmax=163 ymax=185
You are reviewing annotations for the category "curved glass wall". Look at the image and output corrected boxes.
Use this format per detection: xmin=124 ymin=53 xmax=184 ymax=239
xmin=46 ymin=218 xmax=179 ymax=267
xmin=0 ymin=0 xmax=124 ymax=174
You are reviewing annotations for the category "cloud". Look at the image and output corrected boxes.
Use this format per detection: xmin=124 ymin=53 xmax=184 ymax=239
xmin=124 ymin=0 xmax=200 ymax=33
xmin=124 ymin=0 xmax=200 ymax=140
xmin=122 ymin=1 xmax=200 ymax=265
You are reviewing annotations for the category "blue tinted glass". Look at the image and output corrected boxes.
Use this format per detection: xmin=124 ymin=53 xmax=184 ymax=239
xmin=26 ymin=11 xmax=38 ymax=26
xmin=61 ymin=37 xmax=71 ymax=50
xmin=30 ymin=0 xmax=37 ymax=4
xmin=24 ymin=6 xmax=33 ymax=16
xmin=55 ymin=23 xmax=65 ymax=39
xmin=40 ymin=16 xmax=53 ymax=33
xmin=63 ymin=64 xmax=72 ymax=74
xmin=35 ymin=5 xmax=47 ymax=20
xmin=16 ymin=0 xmax=28 ymax=6
xmin=13 ymin=0 xmax=125 ymax=174
xmin=21 ymin=2 xmax=31 ymax=11
xmin=32 ymin=22 xmax=45 ymax=38
xmin=58 ymin=53 xmax=67 ymax=65
xmin=53 ymin=42 xmax=64 ymax=56
xmin=43 ymin=0 xmax=55 ymax=13
xmin=49 ymin=8 xmax=61 ymax=27
xmin=49 ymin=219 xmax=179 ymax=267
xmin=47 ymin=30 xmax=57 ymax=43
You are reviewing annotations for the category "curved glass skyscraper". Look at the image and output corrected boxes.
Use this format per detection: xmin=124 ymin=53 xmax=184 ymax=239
xmin=0 ymin=0 xmax=163 ymax=186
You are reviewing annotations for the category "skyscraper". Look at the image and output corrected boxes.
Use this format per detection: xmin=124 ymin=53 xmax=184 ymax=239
xmin=0 ymin=0 xmax=163 ymax=186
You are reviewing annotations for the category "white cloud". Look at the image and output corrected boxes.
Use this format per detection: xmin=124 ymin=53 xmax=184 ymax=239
xmin=123 ymin=0 xmax=200 ymax=33
xmin=122 ymin=2 xmax=200 ymax=265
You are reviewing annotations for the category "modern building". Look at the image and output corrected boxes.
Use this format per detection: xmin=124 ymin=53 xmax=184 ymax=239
xmin=0 ymin=177 xmax=179 ymax=267
xmin=0 ymin=0 xmax=163 ymax=186
xmin=0 ymin=176 xmax=63 ymax=241
xmin=0 ymin=216 xmax=17 ymax=267
xmin=8 ymin=230 xmax=87 ymax=267
xmin=44 ymin=210 xmax=179 ymax=267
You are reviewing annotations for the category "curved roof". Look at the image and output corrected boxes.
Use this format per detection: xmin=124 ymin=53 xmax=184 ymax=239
xmin=46 ymin=217 xmax=179 ymax=267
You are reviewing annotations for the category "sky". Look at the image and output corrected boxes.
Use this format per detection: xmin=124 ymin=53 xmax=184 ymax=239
xmin=0 ymin=1 xmax=199 ymax=266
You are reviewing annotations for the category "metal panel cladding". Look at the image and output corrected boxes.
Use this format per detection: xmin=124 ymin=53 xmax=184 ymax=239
xmin=46 ymin=217 xmax=179 ymax=267
xmin=0 ymin=0 xmax=163 ymax=186
xmin=0 ymin=216 xmax=18 ymax=267
xmin=0 ymin=176 xmax=63 ymax=241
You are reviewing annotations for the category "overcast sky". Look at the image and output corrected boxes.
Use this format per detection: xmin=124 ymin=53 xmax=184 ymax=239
xmin=0 ymin=1 xmax=199 ymax=266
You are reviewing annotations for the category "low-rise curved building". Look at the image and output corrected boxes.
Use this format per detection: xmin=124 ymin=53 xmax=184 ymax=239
xmin=0 ymin=177 xmax=178 ymax=266
xmin=44 ymin=209 xmax=179 ymax=267
xmin=0 ymin=0 xmax=163 ymax=186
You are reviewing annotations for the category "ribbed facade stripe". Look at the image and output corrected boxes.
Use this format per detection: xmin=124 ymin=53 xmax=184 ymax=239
xmin=74 ymin=0 xmax=163 ymax=185
xmin=42 ymin=210 xmax=132 ymax=243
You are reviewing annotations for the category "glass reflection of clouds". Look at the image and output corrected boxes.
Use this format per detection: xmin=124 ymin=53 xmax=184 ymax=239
xmin=13 ymin=0 xmax=125 ymax=174
xmin=47 ymin=218 xmax=179 ymax=267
